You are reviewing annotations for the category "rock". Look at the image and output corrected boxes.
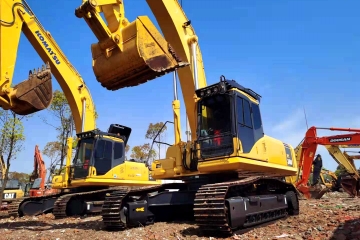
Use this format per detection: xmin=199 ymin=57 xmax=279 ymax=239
xmin=317 ymin=226 xmax=323 ymax=231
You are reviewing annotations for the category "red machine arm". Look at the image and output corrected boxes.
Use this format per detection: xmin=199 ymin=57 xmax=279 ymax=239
xmin=296 ymin=126 xmax=360 ymax=197
xmin=30 ymin=145 xmax=47 ymax=190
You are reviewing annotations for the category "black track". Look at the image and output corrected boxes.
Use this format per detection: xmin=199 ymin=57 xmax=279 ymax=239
xmin=100 ymin=176 xmax=299 ymax=235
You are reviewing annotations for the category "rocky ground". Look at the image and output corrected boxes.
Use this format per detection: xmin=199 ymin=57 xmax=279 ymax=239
xmin=0 ymin=192 xmax=358 ymax=240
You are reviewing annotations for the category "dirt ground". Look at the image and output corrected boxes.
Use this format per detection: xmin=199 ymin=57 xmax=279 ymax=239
xmin=0 ymin=192 xmax=358 ymax=240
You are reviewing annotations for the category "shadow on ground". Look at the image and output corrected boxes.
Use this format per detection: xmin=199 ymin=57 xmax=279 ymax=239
xmin=179 ymin=217 xmax=283 ymax=239
xmin=330 ymin=217 xmax=360 ymax=240
xmin=0 ymin=219 xmax=102 ymax=231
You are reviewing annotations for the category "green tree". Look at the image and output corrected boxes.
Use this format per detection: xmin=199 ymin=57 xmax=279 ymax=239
xmin=8 ymin=171 xmax=31 ymax=183
xmin=145 ymin=122 xmax=167 ymax=159
xmin=41 ymin=90 xmax=97 ymax=171
xmin=130 ymin=143 xmax=156 ymax=163
xmin=43 ymin=141 xmax=62 ymax=166
xmin=50 ymin=90 xmax=74 ymax=170
xmin=335 ymin=164 xmax=347 ymax=177
xmin=0 ymin=111 xmax=26 ymax=206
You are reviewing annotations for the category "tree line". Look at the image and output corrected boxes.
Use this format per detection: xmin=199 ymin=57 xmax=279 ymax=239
xmin=127 ymin=122 xmax=168 ymax=163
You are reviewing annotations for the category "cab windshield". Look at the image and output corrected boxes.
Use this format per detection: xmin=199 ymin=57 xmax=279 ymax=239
xmin=198 ymin=94 xmax=232 ymax=137
xmin=31 ymin=178 xmax=42 ymax=189
xmin=73 ymin=138 xmax=94 ymax=166
xmin=0 ymin=179 xmax=20 ymax=189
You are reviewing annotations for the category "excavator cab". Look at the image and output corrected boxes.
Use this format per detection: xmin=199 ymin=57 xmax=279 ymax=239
xmin=195 ymin=76 xmax=263 ymax=159
xmin=75 ymin=2 xmax=189 ymax=91
xmin=71 ymin=124 xmax=131 ymax=179
xmin=154 ymin=76 xmax=297 ymax=178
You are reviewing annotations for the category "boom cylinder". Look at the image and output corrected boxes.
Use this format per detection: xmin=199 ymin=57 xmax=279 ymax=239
xmin=173 ymin=70 xmax=181 ymax=145
xmin=191 ymin=42 xmax=199 ymax=91
xmin=81 ymin=98 xmax=86 ymax=132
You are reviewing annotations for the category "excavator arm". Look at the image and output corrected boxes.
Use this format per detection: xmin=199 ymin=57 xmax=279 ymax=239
xmin=296 ymin=126 xmax=360 ymax=198
xmin=75 ymin=0 xmax=205 ymax=138
xmin=1 ymin=0 xmax=96 ymax=132
xmin=325 ymin=145 xmax=358 ymax=178
xmin=344 ymin=151 xmax=360 ymax=160
xmin=29 ymin=145 xmax=46 ymax=190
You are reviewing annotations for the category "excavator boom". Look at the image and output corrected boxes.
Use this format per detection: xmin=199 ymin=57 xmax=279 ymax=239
xmin=1 ymin=0 xmax=96 ymax=133
xmin=75 ymin=0 xmax=205 ymax=138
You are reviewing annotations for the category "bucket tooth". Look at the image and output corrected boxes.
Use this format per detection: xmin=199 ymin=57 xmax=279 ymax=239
xmin=11 ymin=64 xmax=53 ymax=115
xmin=91 ymin=16 xmax=189 ymax=91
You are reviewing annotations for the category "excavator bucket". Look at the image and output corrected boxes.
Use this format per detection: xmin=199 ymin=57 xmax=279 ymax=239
xmin=297 ymin=184 xmax=329 ymax=199
xmin=309 ymin=186 xmax=330 ymax=199
xmin=91 ymin=16 xmax=189 ymax=91
xmin=11 ymin=65 xmax=52 ymax=115
xmin=339 ymin=174 xmax=359 ymax=197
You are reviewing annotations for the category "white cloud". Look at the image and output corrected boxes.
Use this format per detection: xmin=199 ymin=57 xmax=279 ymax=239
xmin=271 ymin=108 xmax=305 ymax=132
xmin=269 ymin=109 xmax=360 ymax=171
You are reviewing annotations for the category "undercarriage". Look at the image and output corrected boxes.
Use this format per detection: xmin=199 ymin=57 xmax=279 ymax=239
xmin=6 ymin=176 xmax=299 ymax=236
xmin=101 ymin=175 xmax=299 ymax=235
xmin=7 ymin=187 xmax=112 ymax=218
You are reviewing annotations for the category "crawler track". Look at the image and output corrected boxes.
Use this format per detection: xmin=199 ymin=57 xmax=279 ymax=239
xmin=7 ymin=193 xmax=61 ymax=218
xmin=8 ymin=188 xmax=118 ymax=219
xmin=193 ymin=176 xmax=289 ymax=235
xmin=53 ymin=188 xmax=114 ymax=219
xmin=101 ymin=188 xmax=130 ymax=230
xmin=101 ymin=176 xmax=297 ymax=235
xmin=101 ymin=185 xmax=168 ymax=230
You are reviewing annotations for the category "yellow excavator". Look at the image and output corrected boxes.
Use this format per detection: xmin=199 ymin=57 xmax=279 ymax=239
xmin=1 ymin=0 xmax=166 ymax=218
xmin=75 ymin=0 xmax=299 ymax=235
xmin=317 ymin=169 xmax=341 ymax=191
xmin=0 ymin=156 xmax=25 ymax=210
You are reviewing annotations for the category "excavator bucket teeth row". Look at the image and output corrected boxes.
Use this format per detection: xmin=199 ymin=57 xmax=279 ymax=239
xmin=92 ymin=16 xmax=189 ymax=91
xmin=11 ymin=65 xmax=53 ymax=115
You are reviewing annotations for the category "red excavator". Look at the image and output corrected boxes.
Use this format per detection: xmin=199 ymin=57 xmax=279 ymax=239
xmin=295 ymin=126 xmax=360 ymax=199
xmin=25 ymin=145 xmax=59 ymax=197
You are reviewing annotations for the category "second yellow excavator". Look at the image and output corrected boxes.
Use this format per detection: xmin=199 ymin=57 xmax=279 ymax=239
xmin=1 ymin=0 xmax=165 ymax=218
xmin=75 ymin=0 xmax=299 ymax=235
xmin=0 ymin=155 xmax=25 ymax=211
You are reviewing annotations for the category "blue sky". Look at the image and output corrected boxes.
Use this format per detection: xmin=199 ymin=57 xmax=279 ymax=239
xmin=9 ymin=0 xmax=360 ymax=174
